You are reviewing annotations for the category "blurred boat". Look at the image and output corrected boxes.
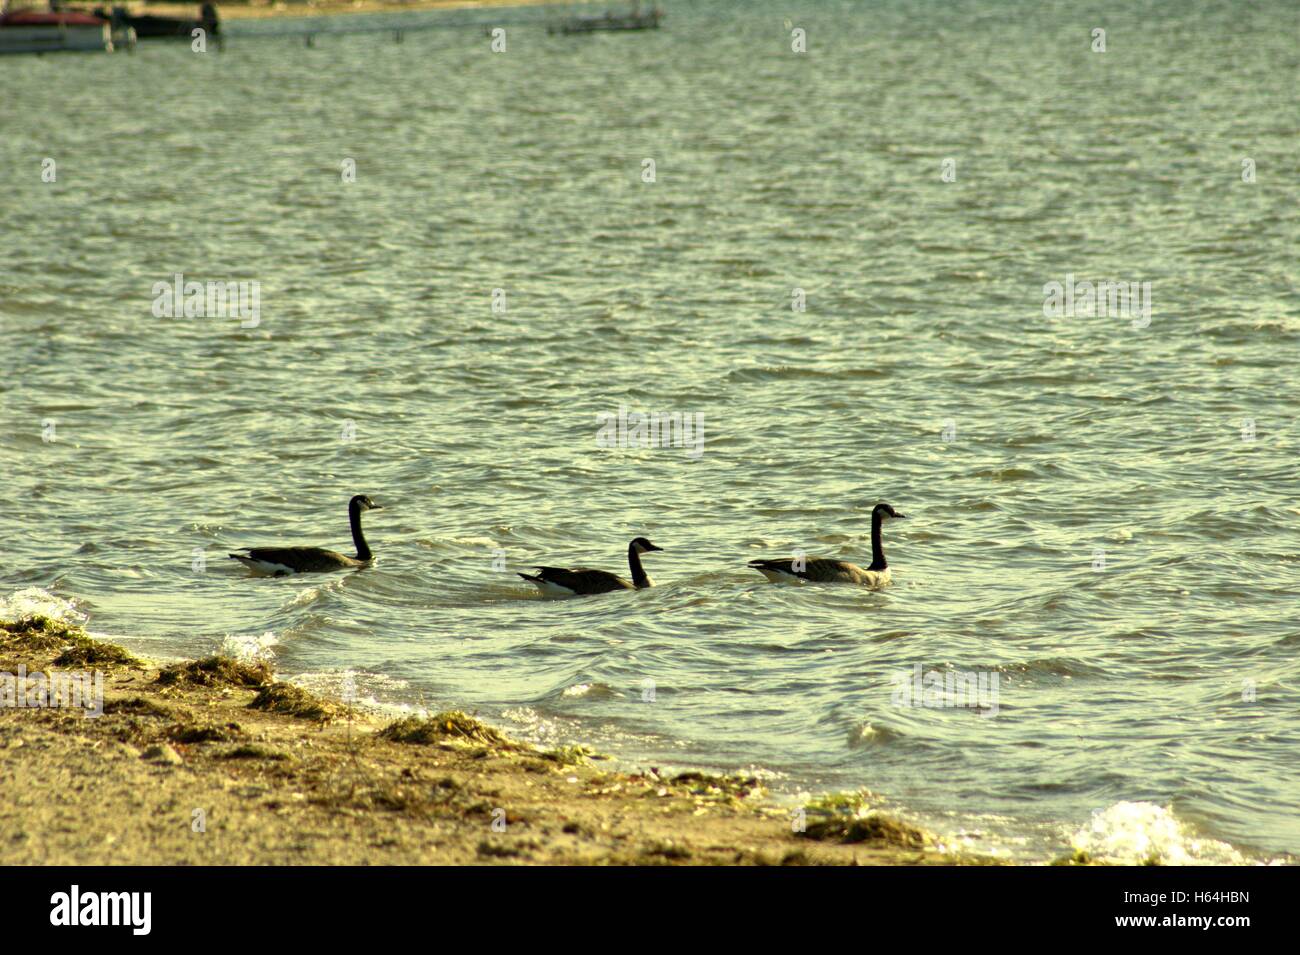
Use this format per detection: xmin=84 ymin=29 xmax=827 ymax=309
xmin=0 ymin=5 xmax=118 ymax=53
xmin=89 ymin=2 xmax=219 ymax=41
xmin=551 ymin=2 xmax=663 ymax=35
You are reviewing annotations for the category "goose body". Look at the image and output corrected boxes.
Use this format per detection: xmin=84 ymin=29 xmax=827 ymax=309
xmin=230 ymin=494 xmax=382 ymax=576
xmin=519 ymin=537 xmax=662 ymax=596
xmin=748 ymin=558 xmax=890 ymax=587
xmin=749 ymin=502 xmax=905 ymax=588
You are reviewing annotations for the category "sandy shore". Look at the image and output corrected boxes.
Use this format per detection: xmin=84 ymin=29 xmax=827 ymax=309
xmin=0 ymin=614 xmax=989 ymax=865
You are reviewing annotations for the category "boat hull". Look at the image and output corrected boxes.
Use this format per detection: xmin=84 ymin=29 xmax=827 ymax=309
xmin=0 ymin=12 xmax=113 ymax=54
xmin=95 ymin=12 xmax=213 ymax=40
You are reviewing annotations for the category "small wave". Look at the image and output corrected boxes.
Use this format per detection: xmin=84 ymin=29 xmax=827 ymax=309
xmin=965 ymin=467 xmax=1040 ymax=482
xmin=1003 ymin=658 xmax=1105 ymax=680
xmin=1068 ymin=802 xmax=1251 ymax=866
xmin=559 ymin=682 xmax=620 ymax=700
xmin=0 ymin=587 xmax=84 ymax=626
xmin=725 ymin=365 xmax=885 ymax=383
xmin=500 ymin=706 xmax=582 ymax=748
xmin=285 ymin=586 xmax=328 ymax=609
xmin=291 ymin=669 xmax=413 ymax=713
xmin=218 ymin=630 xmax=278 ymax=664
xmin=848 ymin=722 xmax=905 ymax=749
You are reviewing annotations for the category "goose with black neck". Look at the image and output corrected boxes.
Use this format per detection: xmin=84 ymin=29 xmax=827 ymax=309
xmin=229 ymin=494 xmax=383 ymax=576
xmin=748 ymin=502 xmax=906 ymax=587
xmin=520 ymin=537 xmax=663 ymax=596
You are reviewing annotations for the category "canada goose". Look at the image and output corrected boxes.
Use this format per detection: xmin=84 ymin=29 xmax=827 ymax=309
xmin=229 ymin=494 xmax=383 ymax=576
xmin=748 ymin=502 xmax=906 ymax=587
xmin=519 ymin=537 xmax=663 ymax=596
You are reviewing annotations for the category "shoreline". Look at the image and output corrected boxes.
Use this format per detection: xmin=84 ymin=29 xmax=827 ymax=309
xmin=0 ymin=613 xmax=988 ymax=865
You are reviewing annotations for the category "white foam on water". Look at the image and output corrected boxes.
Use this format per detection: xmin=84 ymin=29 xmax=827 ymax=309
xmin=1069 ymin=801 xmax=1251 ymax=866
xmin=217 ymin=630 xmax=279 ymax=664
xmin=290 ymin=669 xmax=414 ymax=714
xmin=0 ymin=587 xmax=85 ymax=626
xmin=501 ymin=705 xmax=565 ymax=746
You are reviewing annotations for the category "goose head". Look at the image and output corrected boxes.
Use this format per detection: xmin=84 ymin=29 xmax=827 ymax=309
xmin=351 ymin=494 xmax=383 ymax=511
xmin=872 ymin=502 xmax=906 ymax=520
xmin=630 ymin=537 xmax=663 ymax=554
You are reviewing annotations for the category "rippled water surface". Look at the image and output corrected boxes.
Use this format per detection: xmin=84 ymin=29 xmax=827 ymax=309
xmin=3 ymin=0 xmax=1298 ymax=863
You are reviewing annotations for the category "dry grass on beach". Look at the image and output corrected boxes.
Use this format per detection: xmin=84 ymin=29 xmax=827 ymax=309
xmin=0 ymin=615 xmax=988 ymax=866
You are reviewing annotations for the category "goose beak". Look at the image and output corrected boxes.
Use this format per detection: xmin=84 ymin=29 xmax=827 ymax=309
xmin=894 ymin=513 xmax=908 ymax=520
xmin=646 ymin=543 xmax=663 ymax=552
xmin=370 ymin=503 xmax=384 ymax=511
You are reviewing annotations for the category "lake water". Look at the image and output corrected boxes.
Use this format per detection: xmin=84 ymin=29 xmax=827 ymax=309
xmin=2 ymin=0 xmax=1297 ymax=863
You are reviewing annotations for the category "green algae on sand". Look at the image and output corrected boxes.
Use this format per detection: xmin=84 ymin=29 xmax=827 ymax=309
xmin=156 ymin=655 xmax=272 ymax=689
xmin=797 ymin=789 xmax=931 ymax=849
xmin=249 ymin=681 xmax=344 ymax=722
xmin=379 ymin=711 xmax=516 ymax=748
xmin=0 ymin=614 xmax=143 ymax=669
